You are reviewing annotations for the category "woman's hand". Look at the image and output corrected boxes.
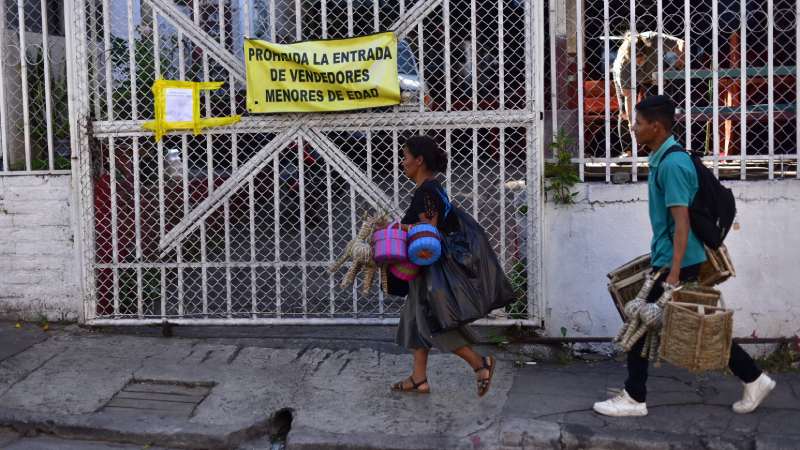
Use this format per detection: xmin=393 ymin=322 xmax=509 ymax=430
xmin=417 ymin=212 xmax=437 ymax=227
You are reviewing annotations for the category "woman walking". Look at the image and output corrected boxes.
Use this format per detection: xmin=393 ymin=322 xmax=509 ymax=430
xmin=390 ymin=135 xmax=507 ymax=397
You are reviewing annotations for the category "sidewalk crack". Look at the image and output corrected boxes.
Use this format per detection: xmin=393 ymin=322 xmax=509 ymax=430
xmin=131 ymin=349 xmax=161 ymax=378
xmin=226 ymin=345 xmax=244 ymax=364
xmin=0 ymin=352 xmax=59 ymax=398
xmin=0 ymin=334 xmax=53 ymax=364
xmin=200 ymin=350 xmax=214 ymax=364
xmin=178 ymin=341 xmax=201 ymax=363
xmin=337 ymin=359 xmax=351 ymax=376
xmin=534 ymin=408 xmax=595 ymax=420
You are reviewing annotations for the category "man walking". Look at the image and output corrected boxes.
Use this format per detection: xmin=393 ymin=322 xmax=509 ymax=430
xmin=593 ymin=95 xmax=775 ymax=417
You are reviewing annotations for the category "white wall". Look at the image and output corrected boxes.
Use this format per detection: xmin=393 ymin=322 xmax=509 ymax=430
xmin=2 ymin=171 xmax=797 ymax=338
xmin=0 ymin=175 xmax=80 ymax=321
xmin=544 ymin=179 xmax=800 ymax=340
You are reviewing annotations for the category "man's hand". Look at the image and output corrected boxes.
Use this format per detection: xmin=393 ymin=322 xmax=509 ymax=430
xmin=665 ymin=268 xmax=680 ymax=287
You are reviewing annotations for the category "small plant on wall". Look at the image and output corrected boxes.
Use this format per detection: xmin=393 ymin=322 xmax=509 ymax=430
xmin=505 ymin=260 xmax=529 ymax=319
xmin=544 ymin=128 xmax=580 ymax=204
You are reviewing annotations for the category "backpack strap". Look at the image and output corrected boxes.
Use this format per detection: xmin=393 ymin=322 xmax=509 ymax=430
xmin=435 ymin=186 xmax=452 ymax=219
xmin=655 ymin=144 xmax=689 ymax=191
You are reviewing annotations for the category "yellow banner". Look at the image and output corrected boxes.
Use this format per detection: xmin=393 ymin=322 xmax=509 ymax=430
xmin=245 ymin=32 xmax=401 ymax=113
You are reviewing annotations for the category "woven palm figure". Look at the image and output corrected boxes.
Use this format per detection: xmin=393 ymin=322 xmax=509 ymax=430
xmin=632 ymin=302 xmax=664 ymax=359
xmin=617 ymin=282 xmax=680 ymax=359
xmin=330 ymin=213 xmax=389 ymax=295
xmin=615 ymin=270 xmax=661 ymax=344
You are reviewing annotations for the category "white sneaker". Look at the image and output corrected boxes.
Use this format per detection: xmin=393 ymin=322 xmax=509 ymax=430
xmin=593 ymin=389 xmax=648 ymax=417
xmin=732 ymin=373 xmax=776 ymax=414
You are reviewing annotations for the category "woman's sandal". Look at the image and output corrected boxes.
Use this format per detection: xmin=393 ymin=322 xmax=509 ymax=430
xmin=390 ymin=376 xmax=431 ymax=394
xmin=475 ymin=356 xmax=495 ymax=397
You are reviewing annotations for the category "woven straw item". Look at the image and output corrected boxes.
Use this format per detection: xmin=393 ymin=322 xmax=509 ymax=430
xmin=672 ymin=285 xmax=721 ymax=307
xmin=607 ymin=253 xmax=650 ymax=282
xmin=658 ymin=302 xmax=733 ymax=372
xmin=330 ymin=213 xmax=388 ymax=295
xmin=608 ymin=269 xmax=648 ymax=320
xmin=698 ymin=245 xmax=736 ymax=286
xmin=608 ymin=246 xmax=734 ymax=319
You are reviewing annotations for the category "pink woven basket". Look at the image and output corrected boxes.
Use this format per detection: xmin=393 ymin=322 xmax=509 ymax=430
xmin=389 ymin=261 xmax=420 ymax=281
xmin=373 ymin=222 xmax=408 ymax=264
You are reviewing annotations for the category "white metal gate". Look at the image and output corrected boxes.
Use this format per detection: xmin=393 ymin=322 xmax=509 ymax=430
xmin=542 ymin=0 xmax=798 ymax=181
xmin=66 ymin=0 xmax=545 ymax=325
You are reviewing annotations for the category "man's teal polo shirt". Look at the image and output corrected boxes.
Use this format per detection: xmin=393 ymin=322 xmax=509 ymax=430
xmin=648 ymin=135 xmax=707 ymax=268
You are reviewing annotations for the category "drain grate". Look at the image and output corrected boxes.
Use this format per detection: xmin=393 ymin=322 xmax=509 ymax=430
xmin=101 ymin=380 xmax=213 ymax=418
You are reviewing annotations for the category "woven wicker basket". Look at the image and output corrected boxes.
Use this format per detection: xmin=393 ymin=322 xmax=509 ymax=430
xmin=608 ymin=269 xmax=648 ymax=320
xmin=672 ymin=285 xmax=721 ymax=307
xmin=608 ymin=246 xmax=734 ymax=320
xmin=607 ymin=253 xmax=651 ymax=282
xmin=659 ymin=302 xmax=733 ymax=372
xmin=698 ymin=245 xmax=736 ymax=286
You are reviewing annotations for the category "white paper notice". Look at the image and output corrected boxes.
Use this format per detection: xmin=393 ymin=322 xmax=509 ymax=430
xmin=164 ymin=88 xmax=194 ymax=122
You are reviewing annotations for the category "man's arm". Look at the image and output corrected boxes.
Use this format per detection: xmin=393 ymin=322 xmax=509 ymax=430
xmin=667 ymin=205 xmax=691 ymax=286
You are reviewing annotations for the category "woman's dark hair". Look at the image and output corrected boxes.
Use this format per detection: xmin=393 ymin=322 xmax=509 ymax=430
xmin=404 ymin=135 xmax=448 ymax=173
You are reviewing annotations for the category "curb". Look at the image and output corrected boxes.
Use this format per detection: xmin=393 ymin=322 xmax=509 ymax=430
xmin=287 ymin=417 xmax=800 ymax=450
xmin=0 ymin=407 xmax=273 ymax=449
xmin=286 ymin=425 xmax=501 ymax=450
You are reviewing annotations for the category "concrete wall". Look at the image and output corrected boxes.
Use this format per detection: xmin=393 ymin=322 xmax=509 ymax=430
xmin=544 ymin=179 xmax=800 ymax=340
xmin=0 ymin=175 xmax=80 ymax=321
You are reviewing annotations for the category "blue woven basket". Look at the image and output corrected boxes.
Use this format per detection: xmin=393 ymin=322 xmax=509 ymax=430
xmin=407 ymin=224 xmax=442 ymax=266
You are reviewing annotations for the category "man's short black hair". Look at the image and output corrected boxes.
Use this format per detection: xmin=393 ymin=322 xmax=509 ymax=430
xmin=635 ymin=95 xmax=675 ymax=131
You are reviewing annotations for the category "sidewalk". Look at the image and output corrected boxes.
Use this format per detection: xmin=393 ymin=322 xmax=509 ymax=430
xmin=0 ymin=322 xmax=798 ymax=450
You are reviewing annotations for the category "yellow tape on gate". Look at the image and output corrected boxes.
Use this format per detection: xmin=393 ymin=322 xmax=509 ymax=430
xmin=245 ymin=32 xmax=401 ymax=113
xmin=143 ymin=79 xmax=240 ymax=142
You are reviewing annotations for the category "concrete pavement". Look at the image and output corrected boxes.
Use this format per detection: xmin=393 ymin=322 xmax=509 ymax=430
xmin=0 ymin=322 xmax=797 ymax=450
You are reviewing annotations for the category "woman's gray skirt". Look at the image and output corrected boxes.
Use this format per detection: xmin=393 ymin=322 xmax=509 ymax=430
xmin=395 ymin=274 xmax=479 ymax=352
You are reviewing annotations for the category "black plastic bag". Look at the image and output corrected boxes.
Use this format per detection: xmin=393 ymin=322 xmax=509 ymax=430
xmin=423 ymin=207 xmax=516 ymax=332
xmin=384 ymin=267 xmax=410 ymax=297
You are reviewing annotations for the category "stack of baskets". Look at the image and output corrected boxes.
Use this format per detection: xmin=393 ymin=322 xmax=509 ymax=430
xmin=607 ymin=245 xmax=735 ymax=320
xmin=607 ymin=245 xmax=736 ymax=372
xmin=372 ymin=222 xmax=443 ymax=285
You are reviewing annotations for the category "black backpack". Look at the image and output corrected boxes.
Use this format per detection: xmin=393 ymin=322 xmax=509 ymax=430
xmin=658 ymin=145 xmax=736 ymax=249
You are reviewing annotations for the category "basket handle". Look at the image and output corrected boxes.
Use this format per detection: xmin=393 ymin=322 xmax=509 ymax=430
xmin=653 ymin=267 xmax=668 ymax=278
xmin=656 ymin=282 xmax=682 ymax=307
